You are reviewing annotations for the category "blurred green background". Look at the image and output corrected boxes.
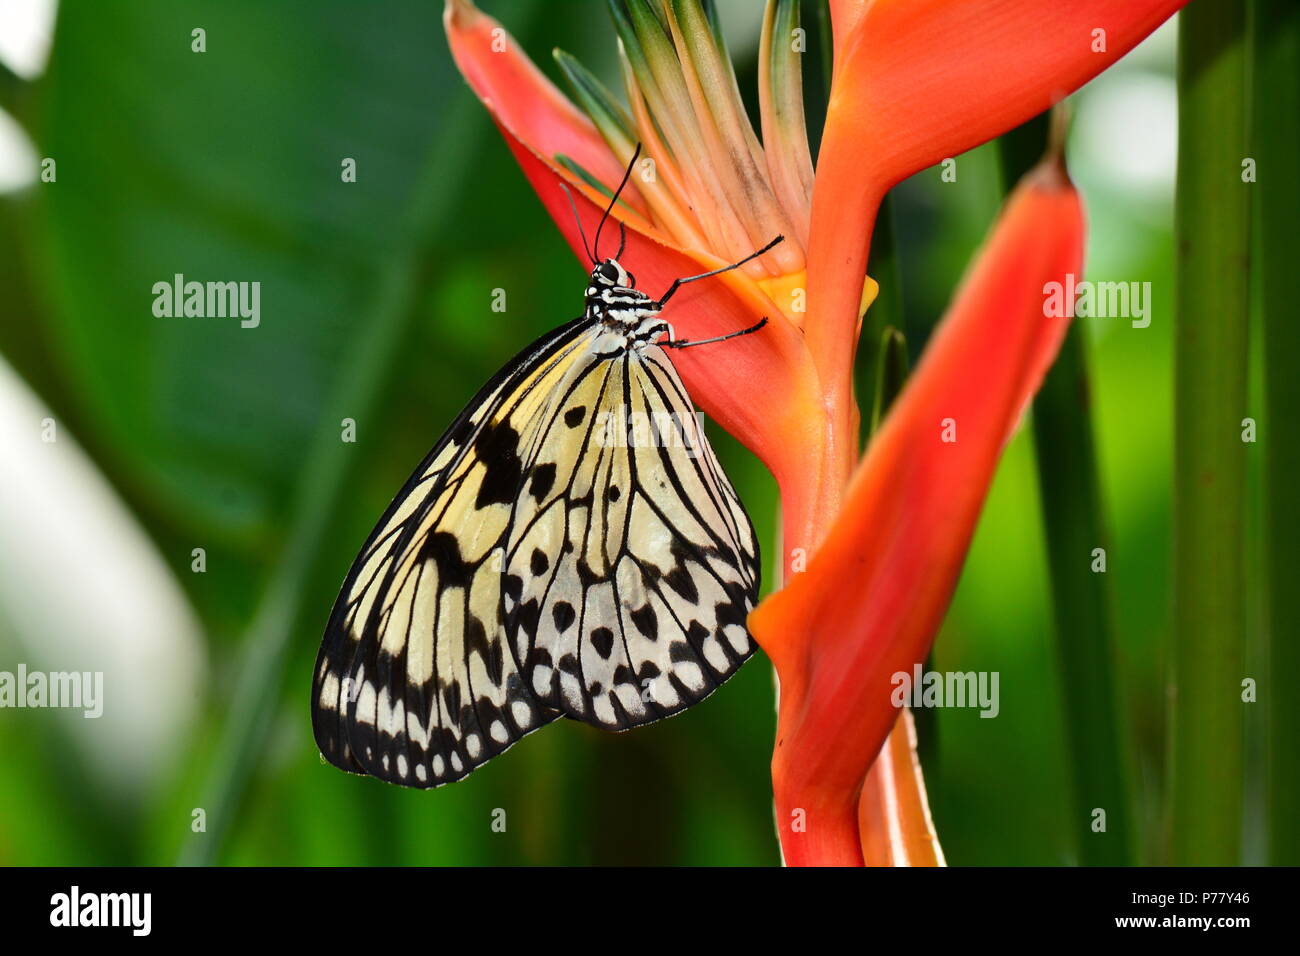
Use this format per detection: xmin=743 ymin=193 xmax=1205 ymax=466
xmin=0 ymin=1 xmax=1263 ymax=865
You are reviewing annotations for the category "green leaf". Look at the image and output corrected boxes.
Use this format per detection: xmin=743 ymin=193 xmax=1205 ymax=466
xmin=32 ymin=1 xmax=465 ymax=546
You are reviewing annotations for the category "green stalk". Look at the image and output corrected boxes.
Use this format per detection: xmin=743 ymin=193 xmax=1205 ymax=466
xmin=1168 ymin=0 xmax=1251 ymax=866
xmin=799 ymin=0 xmax=832 ymax=159
xmin=814 ymin=0 xmax=832 ymax=97
xmin=869 ymin=326 xmax=907 ymax=436
xmin=1033 ymin=329 xmax=1135 ymax=865
xmin=855 ymin=192 xmax=904 ymax=432
xmin=1252 ymin=0 xmax=1300 ymax=866
xmin=998 ymin=111 xmax=1135 ymax=865
xmin=0 ymin=58 xmax=32 ymax=130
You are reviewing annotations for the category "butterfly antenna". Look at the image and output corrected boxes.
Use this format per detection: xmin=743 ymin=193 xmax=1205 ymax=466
xmin=664 ymin=317 xmax=769 ymax=350
xmin=655 ymin=234 xmax=785 ymax=307
xmin=558 ymin=182 xmax=596 ymax=265
xmin=592 ymin=143 xmax=641 ymax=261
xmin=616 ymin=221 xmax=627 ymax=260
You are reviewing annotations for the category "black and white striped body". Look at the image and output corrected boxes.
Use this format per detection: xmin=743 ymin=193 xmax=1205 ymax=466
xmin=584 ymin=257 xmax=672 ymax=351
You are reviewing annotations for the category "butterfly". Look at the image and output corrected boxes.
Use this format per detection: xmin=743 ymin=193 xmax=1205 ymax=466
xmin=312 ymin=147 xmax=781 ymax=787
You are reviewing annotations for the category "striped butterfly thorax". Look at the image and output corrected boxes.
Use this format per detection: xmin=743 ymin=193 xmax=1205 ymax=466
xmin=312 ymin=158 xmax=780 ymax=787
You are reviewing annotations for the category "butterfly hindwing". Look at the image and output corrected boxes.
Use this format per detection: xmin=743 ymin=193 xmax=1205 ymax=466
xmin=503 ymin=343 xmax=759 ymax=730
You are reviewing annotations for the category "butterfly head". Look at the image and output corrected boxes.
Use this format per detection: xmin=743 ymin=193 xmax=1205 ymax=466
xmin=591 ymin=258 xmax=633 ymax=290
xmin=585 ymin=258 xmax=663 ymax=336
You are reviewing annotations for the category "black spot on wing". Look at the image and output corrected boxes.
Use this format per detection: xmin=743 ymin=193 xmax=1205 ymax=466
xmin=629 ymin=604 xmax=658 ymax=641
xmin=669 ymin=641 xmax=696 ymax=663
xmin=663 ymin=564 xmax=699 ymax=603
xmin=564 ymin=406 xmax=586 ymax=428
xmin=590 ymin=627 xmax=615 ymax=659
xmin=422 ymin=531 xmax=474 ymax=588
xmin=662 ymin=542 xmax=700 ymax=603
xmin=473 ymin=422 xmax=523 ymax=508
xmin=684 ymin=620 xmax=712 ymax=663
xmin=529 ymin=462 xmax=557 ymax=502
xmin=516 ymin=599 xmax=541 ymax=640
xmin=450 ymin=418 xmax=475 ymax=447
xmin=715 ymin=581 xmax=751 ymax=629
xmin=464 ymin=615 xmax=505 ymax=687
xmin=443 ymin=679 xmax=463 ymax=720
xmin=552 ymin=601 xmax=576 ymax=632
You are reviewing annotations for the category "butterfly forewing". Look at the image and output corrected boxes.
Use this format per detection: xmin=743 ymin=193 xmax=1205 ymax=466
xmin=313 ymin=318 xmax=590 ymax=785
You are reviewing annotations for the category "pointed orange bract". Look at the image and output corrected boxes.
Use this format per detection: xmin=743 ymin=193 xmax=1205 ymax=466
xmin=751 ymin=158 xmax=1086 ymax=866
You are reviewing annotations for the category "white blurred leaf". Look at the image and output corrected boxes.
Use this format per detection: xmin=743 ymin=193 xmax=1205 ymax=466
xmin=0 ymin=354 xmax=205 ymax=797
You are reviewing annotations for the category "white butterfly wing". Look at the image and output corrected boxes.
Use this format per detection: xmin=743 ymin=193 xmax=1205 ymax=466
xmin=313 ymin=323 xmax=760 ymax=788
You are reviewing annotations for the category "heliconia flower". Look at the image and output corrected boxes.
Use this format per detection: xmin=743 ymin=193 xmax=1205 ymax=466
xmin=444 ymin=0 xmax=1185 ymax=866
